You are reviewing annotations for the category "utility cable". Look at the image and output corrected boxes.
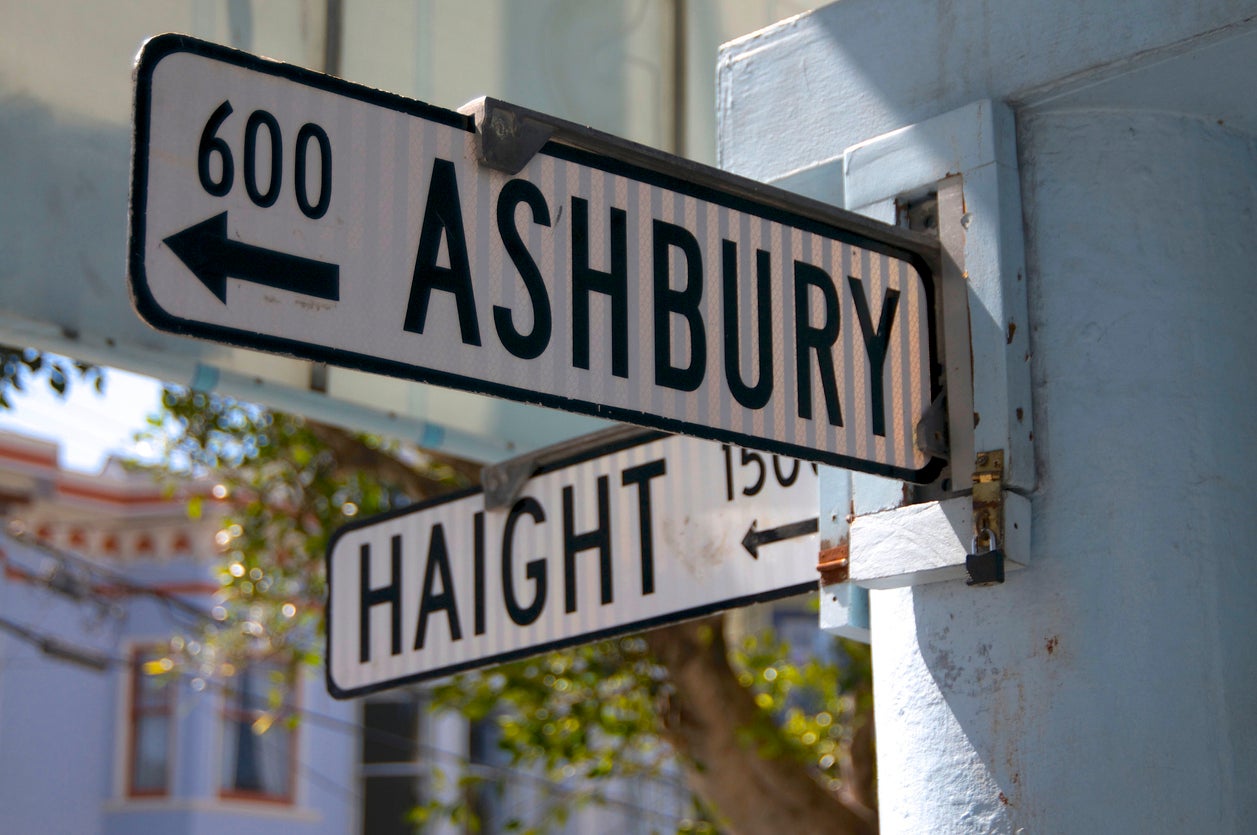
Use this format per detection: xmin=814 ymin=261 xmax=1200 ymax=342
xmin=0 ymin=531 xmax=696 ymax=825
xmin=1 ymin=528 xmax=209 ymax=625
xmin=0 ymin=612 xmax=694 ymax=827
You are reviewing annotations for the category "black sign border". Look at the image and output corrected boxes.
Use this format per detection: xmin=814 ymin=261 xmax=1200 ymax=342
xmin=324 ymin=429 xmax=826 ymax=699
xmin=129 ymin=33 xmax=944 ymax=484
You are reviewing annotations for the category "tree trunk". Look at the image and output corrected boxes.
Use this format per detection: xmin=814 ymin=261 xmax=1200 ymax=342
xmin=645 ymin=616 xmax=877 ymax=835
xmin=311 ymin=420 xmax=878 ymax=831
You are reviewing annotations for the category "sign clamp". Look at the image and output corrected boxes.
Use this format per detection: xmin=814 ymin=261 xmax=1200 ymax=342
xmin=481 ymin=424 xmax=660 ymax=511
xmin=458 ymin=96 xmax=943 ymax=268
xmin=914 ymin=393 xmax=950 ymax=460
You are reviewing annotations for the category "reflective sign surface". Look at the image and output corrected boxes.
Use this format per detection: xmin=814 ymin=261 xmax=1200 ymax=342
xmin=327 ymin=433 xmax=821 ymax=697
xmin=131 ymin=35 xmax=941 ymax=479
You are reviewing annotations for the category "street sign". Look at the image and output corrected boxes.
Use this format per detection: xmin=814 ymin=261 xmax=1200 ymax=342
xmin=326 ymin=432 xmax=821 ymax=698
xmin=130 ymin=34 xmax=943 ymax=481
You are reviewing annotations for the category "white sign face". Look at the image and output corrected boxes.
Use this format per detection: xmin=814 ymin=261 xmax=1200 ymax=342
xmin=130 ymin=35 xmax=941 ymax=481
xmin=327 ymin=433 xmax=821 ymax=697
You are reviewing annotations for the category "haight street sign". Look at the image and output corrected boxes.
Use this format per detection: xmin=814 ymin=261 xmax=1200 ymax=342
xmin=327 ymin=432 xmax=821 ymax=698
xmin=130 ymin=34 xmax=944 ymax=481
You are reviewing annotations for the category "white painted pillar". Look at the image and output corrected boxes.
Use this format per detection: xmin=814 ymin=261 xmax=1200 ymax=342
xmin=869 ymin=105 xmax=1257 ymax=832
xmin=719 ymin=4 xmax=1257 ymax=832
xmin=428 ymin=709 xmax=468 ymax=835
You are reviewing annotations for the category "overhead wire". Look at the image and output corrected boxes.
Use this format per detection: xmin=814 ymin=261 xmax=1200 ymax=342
xmin=2 ymin=527 xmax=211 ymax=628
xmin=0 ymin=429 xmax=698 ymax=826
xmin=0 ymin=562 xmax=696 ymax=828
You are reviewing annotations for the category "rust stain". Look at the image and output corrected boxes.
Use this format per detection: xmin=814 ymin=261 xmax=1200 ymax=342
xmin=972 ymin=450 xmax=1004 ymax=548
xmin=999 ymin=792 xmax=1009 ymax=805
xmin=1046 ymin=636 xmax=1059 ymax=655
xmin=1006 ymin=321 xmax=1017 ymax=344
xmin=817 ymin=542 xmax=849 ymax=585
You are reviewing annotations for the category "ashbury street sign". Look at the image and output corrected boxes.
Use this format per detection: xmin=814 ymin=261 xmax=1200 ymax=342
xmin=130 ymin=35 xmax=943 ymax=481
xmin=326 ymin=432 xmax=821 ymax=697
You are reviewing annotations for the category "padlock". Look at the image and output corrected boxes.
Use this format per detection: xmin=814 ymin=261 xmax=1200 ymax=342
xmin=965 ymin=528 xmax=1005 ymax=586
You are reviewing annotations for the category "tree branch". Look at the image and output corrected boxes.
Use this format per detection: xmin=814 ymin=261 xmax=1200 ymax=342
xmin=256 ymin=421 xmax=880 ymax=832
xmin=644 ymin=617 xmax=876 ymax=835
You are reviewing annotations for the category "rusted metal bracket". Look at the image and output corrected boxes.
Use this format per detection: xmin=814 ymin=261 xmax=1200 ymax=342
xmin=971 ymin=449 xmax=1004 ymax=551
xmin=481 ymin=424 xmax=658 ymax=511
xmin=817 ymin=543 xmax=850 ymax=586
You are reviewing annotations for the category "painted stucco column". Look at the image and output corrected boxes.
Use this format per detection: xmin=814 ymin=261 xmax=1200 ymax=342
xmin=718 ymin=4 xmax=1257 ymax=831
xmin=870 ymin=106 xmax=1257 ymax=832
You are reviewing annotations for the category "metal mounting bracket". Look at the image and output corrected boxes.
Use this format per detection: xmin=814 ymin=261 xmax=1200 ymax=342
xmin=455 ymin=96 xmax=941 ymax=265
xmin=457 ymin=97 xmax=557 ymax=175
xmin=972 ymin=449 xmax=1004 ymax=550
xmin=915 ymin=393 xmax=950 ymax=460
xmin=481 ymin=424 xmax=660 ymax=511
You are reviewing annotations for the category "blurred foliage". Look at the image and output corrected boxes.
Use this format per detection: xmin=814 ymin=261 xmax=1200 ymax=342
xmin=419 ymin=629 xmax=871 ymax=833
xmin=729 ymin=630 xmax=872 ymax=795
xmin=0 ymin=345 xmax=104 ymax=409
xmin=142 ymin=386 xmax=468 ymax=676
xmin=142 ymin=385 xmax=873 ymax=834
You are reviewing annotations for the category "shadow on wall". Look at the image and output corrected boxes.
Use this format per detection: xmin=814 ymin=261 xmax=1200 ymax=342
xmin=0 ymin=88 xmax=202 ymax=356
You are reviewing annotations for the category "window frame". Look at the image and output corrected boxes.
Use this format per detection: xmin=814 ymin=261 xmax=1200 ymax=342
xmin=359 ymin=688 xmax=430 ymax=835
xmin=217 ymin=658 xmax=299 ymax=805
xmin=125 ymin=644 xmax=175 ymax=798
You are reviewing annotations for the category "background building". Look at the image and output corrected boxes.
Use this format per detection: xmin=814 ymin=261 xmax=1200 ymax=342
xmin=0 ymin=431 xmax=356 ymax=834
xmin=0 ymin=430 xmax=700 ymax=833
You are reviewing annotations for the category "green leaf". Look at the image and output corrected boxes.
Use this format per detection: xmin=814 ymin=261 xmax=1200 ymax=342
xmin=139 ymin=372 xmax=871 ymax=835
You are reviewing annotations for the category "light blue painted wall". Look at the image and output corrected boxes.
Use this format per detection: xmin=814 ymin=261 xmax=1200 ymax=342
xmin=0 ymin=544 xmax=125 ymax=835
xmin=0 ymin=550 xmax=356 ymax=835
xmin=721 ymin=2 xmax=1257 ymax=832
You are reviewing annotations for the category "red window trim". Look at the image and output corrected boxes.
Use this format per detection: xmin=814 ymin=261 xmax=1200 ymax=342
xmin=217 ymin=662 xmax=299 ymax=805
xmin=126 ymin=645 xmax=174 ymax=798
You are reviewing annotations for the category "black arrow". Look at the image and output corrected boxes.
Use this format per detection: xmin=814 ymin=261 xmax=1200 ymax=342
xmin=741 ymin=517 xmax=819 ymax=559
xmin=163 ymin=212 xmax=339 ymax=304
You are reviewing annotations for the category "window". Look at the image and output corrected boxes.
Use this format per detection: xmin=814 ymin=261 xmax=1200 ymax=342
xmin=772 ymin=608 xmax=841 ymax=667
xmin=219 ymin=660 xmax=296 ymax=803
xmin=126 ymin=646 xmax=174 ymax=797
xmin=772 ymin=607 xmax=845 ymax=714
xmin=467 ymin=717 xmax=512 ymax=834
xmin=361 ymin=690 xmax=428 ymax=835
